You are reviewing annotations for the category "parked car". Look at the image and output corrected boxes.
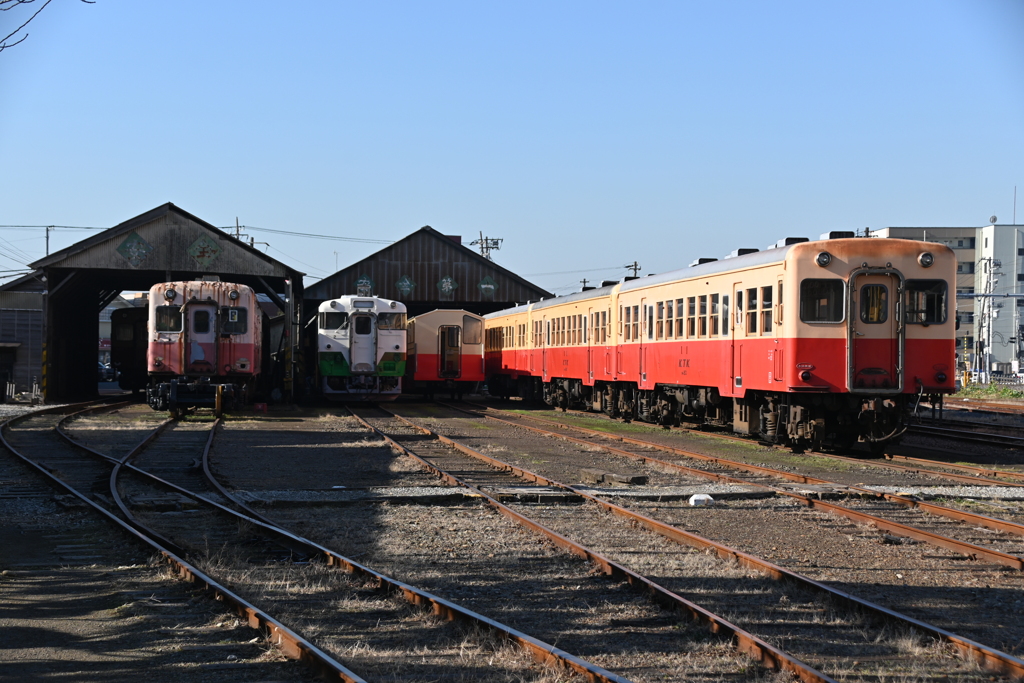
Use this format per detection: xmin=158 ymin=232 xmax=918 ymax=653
xmin=98 ymin=362 xmax=114 ymax=382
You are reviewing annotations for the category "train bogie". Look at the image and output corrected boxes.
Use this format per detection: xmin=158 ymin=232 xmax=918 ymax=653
xmin=145 ymin=281 xmax=262 ymax=415
xmin=485 ymin=237 xmax=956 ymax=451
xmin=407 ymin=309 xmax=484 ymax=398
xmin=318 ymin=296 xmax=407 ymax=400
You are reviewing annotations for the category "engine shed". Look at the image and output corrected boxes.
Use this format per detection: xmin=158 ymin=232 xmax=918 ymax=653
xmin=304 ymin=225 xmax=552 ymax=317
xmin=6 ymin=203 xmax=303 ymax=402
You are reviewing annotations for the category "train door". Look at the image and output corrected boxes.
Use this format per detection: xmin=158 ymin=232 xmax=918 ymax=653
xmin=586 ymin=308 xmax=594 ymax=382
xmin=638 ymin=298 xmax=647 ymax=384
xmin=542 ymin=318 xmax=549 ymax=380
xmin=772 ymin=278 xmax=784 ymax=383
xmin=850 ymin=272 xmax=901 ymax=392
xmin=439 ymin=325 xmax=461 ymax=378
xmin=186 ymin=303 xmax=217 ymax=374
xmin=350 ymin=313 xmax=377 ymax=374
xmin=730 ymin=284 xmax=743 ymax=391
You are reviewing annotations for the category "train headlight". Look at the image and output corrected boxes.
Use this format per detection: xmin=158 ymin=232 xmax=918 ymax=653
xmin=164 ymin=288 xmax=176 ymax=301
xmin=390 ymin=301 xmax=397 ymax=308
xmin=229 ymin=289 xmax=239 ymax=300
xmin=918 ymin=252 xmax=934 ymax=267
xmin=800 ymin=370 xmax=812 ymax=381
xmin=815 ymin=252 xmax=832 ymax=267
xmin=935 ymin=372 xmax=947 ymax=383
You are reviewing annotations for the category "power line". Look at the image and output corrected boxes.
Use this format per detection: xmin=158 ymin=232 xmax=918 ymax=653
xmin=0 ymin=224 xmax=106 ymax=230
xmin=230 ymin=225 xmax=394 ymax=245
xmin=525 ymin=265 xmax=625 ymax=277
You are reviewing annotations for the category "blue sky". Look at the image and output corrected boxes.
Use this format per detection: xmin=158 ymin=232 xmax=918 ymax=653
xmin=2 ymin=1 xmax=1022 ymax=294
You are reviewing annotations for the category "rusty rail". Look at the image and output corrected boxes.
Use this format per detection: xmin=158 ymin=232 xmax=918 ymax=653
xmin=40 ymin=405 xmax=633 ymax=683
xmin=347 ymin=405 xmax=837 ymax=683
xmin=383 ymin=403 xmax=1024 ymax=678
xmin=884 ymin=453 xmax=1024 ymax=482
xmin=466 ymin=403 xmax=1024 ymax=544
xmin=0 ymin=404 xmax=368 ymax=682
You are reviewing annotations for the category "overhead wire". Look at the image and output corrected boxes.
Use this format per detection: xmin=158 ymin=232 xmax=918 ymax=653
xmin=227 ymin=225 xmax=394 ymax=245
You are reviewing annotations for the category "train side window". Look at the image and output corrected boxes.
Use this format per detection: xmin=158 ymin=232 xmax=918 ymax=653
xmin=735 ymin=290 xmax=743 ymax=327
xmin=675 ymin=299 xmax=685 ymax=337
xmin=905 ymin=280 xmax=947 ymax=324
xmin=665 ymin=300 xmax=674 ymax=338
xmin=546 ymin=320 xmax=550 ymax=346
xmin=624 ymin=307 xmax=631 ymax=341
xmin=632 ymin=305 xmax=640 ymax=340
xmin=193 ymin=310 xmax=211 ymax=334
xmin=656 ymin=302 xmax=665 ymax=339
xmin=746 ymin=288 xmax=758 ymax=334
xmin=799 ymin=279 xmax=845 ymax=322
xmin=710 ymin=294 xmax=720 ymax=335
xmin=647 ymin=306 xmax=654 ymax=340
xmin=698 ymin=295 xmax=708 ymax=337
xmin=155 ymin=306 xmax=183 ymax=332
xmin=463 ymin=316 xmax=482 ymax=344
xmin=722 ymin=295 xmax=730 ymax=334
xmin=860 ymin=285 xmax=888 ymax=323
xmin=761 ymin=286 xmax=773 ymax=333
xmin=686 ymin=297 xmax=696 ymax=337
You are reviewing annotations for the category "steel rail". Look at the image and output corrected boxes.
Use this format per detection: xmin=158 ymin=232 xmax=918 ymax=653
xmin=0 ymin=404 xmax=368 ymax=683
xmin=58 ymin=406 xmax=631 ymax=683
xmin=346 ymin=406 xmax=835 ymax=683
xmin=909 ymin=423 xmax=1024 ymax=447
xmin=884 ymin=453 xmax=1024 ymax=482
xmin=551 ymin=403 xmax=1024 ymax=489
xmin=465 ymin=403 xmax=1024 ymax=543
xmin=379 ymin=404 xmax=1024 ymax=678
xmin=943 ymin=399 xmax=1024 ymax=415
xmin=23 ymin=404 xmax=631 ymax=683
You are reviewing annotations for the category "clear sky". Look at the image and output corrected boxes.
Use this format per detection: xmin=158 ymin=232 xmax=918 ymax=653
xmin=2 ymin=1 xmax=1022 ymax=295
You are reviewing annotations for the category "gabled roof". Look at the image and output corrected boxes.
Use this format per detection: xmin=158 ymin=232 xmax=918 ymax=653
xmin=29 ymin=203 xmax=302 ymax=276
xmin=306 ymin=225 xmax=552 ymax=302
xmin=0 ymin=270 xmax=47 ymax=293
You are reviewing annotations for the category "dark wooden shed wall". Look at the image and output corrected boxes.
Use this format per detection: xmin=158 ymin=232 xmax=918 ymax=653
xmin=305 ymin=228 xmax=551 ymax=315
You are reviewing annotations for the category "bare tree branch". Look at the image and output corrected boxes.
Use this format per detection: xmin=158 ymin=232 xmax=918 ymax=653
xmin=1 ymin=0 xmax=94 ymax=54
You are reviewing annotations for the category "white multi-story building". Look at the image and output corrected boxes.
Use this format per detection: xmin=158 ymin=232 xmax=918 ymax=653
xmin=871 ymin=223 xmax=1024 ymax=377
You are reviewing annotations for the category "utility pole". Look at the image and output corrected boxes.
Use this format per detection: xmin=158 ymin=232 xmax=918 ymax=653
xmin=974 ymin=257 xmax=1003 ymax=383
xmin=580 ymin=278 xmax=589 ymax=288
xmin=470 ymin=231 xmax=503 ymax=260
xmin=45 ymin=225 xmax=52 ymax=256
xmin=623 ymin=261 xmax=641 ymax=277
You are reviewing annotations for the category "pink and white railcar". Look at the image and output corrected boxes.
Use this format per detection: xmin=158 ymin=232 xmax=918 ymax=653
xmin=484 ymin=236 xmax=956 ymax=451
xmin=407 ymin=309 xmax=485 ymax=398
xmin=146 ymin=280 xmax=261 ymax=415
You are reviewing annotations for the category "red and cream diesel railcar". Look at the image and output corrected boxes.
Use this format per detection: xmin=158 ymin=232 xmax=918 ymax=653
xmin=146 ymin=280 xmax=262 ymax=415
xmin=407 ymin=309 xmax=485 ymax=398
xmin=484 ymin=237 xmax=956 ymax=451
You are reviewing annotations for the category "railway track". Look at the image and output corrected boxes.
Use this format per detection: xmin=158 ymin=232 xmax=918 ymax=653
xmin=1 ymin=401 xmax=363 ymax=681
xmin=908 ymin=422 xmax=1024 ymax=448
xmin=457 ymin=402 xmax=1024 ymax=556
xmin=5 ymin=403 xmax=652 ymax=683
xmin=353 ymin=402 xmax=1024 ymax=680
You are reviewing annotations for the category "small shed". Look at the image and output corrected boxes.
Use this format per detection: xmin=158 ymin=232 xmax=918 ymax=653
xmin=305 ymin=226 xmax=552 ymax=317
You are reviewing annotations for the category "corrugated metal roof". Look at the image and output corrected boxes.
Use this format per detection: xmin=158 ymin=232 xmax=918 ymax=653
xmin=29 ymin=203 xmax=302 ymax=280
xmin=305 ymin=226 xmax=552 ymax=303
